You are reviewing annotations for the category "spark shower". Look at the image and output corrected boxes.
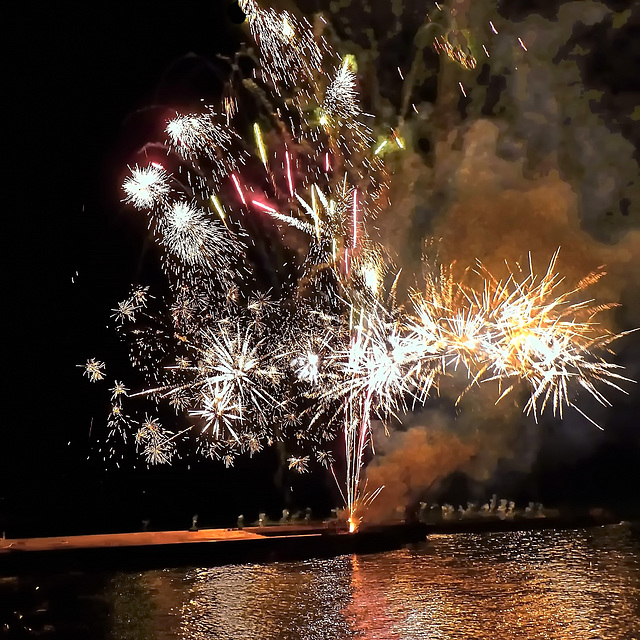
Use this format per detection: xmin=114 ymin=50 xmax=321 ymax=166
xmin=84 ymin=0 xmax=633 ymax=530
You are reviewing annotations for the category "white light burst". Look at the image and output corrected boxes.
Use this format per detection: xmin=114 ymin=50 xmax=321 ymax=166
xmin=123 ymin=165 xmax=171 ymax=209
xmin=161 ymin=201 xmax=233 ymax=273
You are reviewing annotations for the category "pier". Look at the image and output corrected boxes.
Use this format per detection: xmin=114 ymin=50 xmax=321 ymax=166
xmin=0 ymin=513 xmax=620 ymax=576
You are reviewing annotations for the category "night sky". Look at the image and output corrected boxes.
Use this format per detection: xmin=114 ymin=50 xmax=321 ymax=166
xmin=4 ymin=0 xmax=639 ymax=538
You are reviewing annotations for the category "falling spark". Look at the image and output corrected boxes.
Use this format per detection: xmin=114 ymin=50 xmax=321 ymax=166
xmin=374 ymin=140 xmax=387 ymax=156
xmin=285 ymin=151 xmax=295 ymax=196
xmin=210 ymin=193 xmax=227 ymax=223
xmin=254 ymin=122 xmax=268 ymax=168
xmin=231 ymin=173 xmax=246 ymax=206
xmin=434 ymin=36 xmax=477 ymax=70
xmin=252 ymin=199 xmax=278 ymax=214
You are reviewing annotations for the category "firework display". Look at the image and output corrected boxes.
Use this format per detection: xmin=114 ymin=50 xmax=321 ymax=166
xmin=84 ymin=0 xmax=632 ymax=529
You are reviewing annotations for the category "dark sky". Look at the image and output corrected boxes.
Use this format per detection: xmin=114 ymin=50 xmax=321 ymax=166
xmin=6 ymin=1 xmax=298 ymax=535
xmin=4 ymin=0 xmax=640 ymax=536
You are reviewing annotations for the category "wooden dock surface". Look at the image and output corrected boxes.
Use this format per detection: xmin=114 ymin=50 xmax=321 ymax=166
xmin=0 ymin=527 xmax=269 ymax=553
xmin=0 ymin=516 xmax=622 ymax=575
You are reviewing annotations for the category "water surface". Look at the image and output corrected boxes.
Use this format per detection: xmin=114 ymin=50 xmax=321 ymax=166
xmin=4 ymin=524 xmax=639 ymax=639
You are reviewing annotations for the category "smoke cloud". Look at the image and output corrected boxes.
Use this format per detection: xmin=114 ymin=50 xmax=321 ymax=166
xmin=364 ymin=419 xmax=476 ymax=522
xmin=320 ymin=0 xmax=640 ymax=509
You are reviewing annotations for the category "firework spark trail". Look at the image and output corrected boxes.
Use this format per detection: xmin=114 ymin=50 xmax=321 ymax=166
xmin=473 ymin=255 xmax=634 ymax=426
xmin=405 ymin=253 xmax=634 ymax=422
xmin=166 ymin=112 xmax=233 ymax=161
xmin=239 ymin=0 xmax=324 ymax=98
xmin=433 ymin=35 xmax=477 ymax=70
xmin=86 ymin=0 xmax=634 ymax=529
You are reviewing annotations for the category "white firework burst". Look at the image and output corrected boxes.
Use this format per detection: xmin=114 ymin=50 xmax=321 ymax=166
xmin=123 ymin=164 xmax=171 ymax=209
xmin=190 ymin=380 xmax=242 ymax=442
xmin=81 ymin=358 xmax=106 ymax=382
xmin=165 ymin=110 xmax=243 ymax=180
xmin=287 ymin=455 xmax=310 ymax=473
xmin=321 ymin=61 xmax=360 ymax=125
xmin=196 ymin=324 xmax=280 ymax=423
xmin=161 ymin=201 xmax=234 ymax=273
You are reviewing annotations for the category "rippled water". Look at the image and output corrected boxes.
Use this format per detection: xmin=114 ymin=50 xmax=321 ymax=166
xmin=4 ymin=525 xmax=639 ymax=639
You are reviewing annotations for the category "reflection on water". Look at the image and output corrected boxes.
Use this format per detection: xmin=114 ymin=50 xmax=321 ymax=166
xmin=344 ymin=526 xmax=640 ymax=639
xmin=3 ymin=525 xmax=639 ymax=639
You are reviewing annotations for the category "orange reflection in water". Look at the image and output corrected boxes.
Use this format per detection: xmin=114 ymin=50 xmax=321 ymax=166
xmin=103 ymin=524 xmax=639 ymax=639
xmin=341 ymin=525 xmax=640 ymax=639
xmin=345 ymin=553 xmax=403 ymax=640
